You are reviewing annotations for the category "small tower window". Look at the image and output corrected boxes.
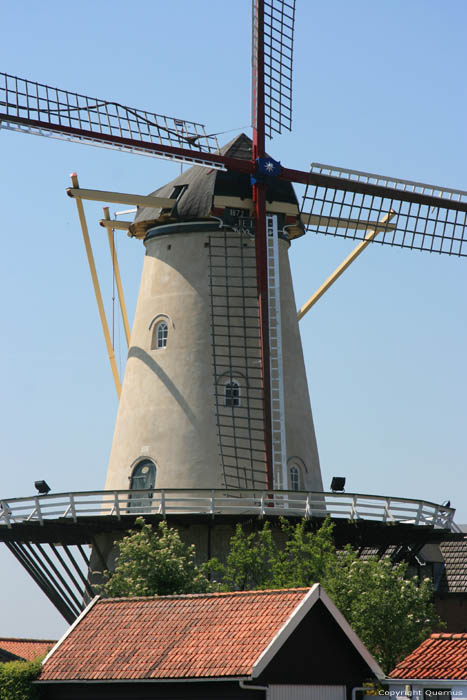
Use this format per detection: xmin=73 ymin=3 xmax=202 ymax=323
xmin=290 ymin=464 xmax=301 ymax=492
xmin=154 ymin=321 xmax=168 ymax=349
xmin=160 ymin=184 xmax=188 ymax=215
xmin=225 ymin=381 xmax=240 ymax=407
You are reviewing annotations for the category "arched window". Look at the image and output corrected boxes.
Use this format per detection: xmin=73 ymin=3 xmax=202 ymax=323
xmin=225 ymin=380 xmax=240 ymax=407
xmin=129 ymin=459 xmax=156 ymax=513
xmin=153 ymin=321 xmax=168 ymax=349
xmin=289 ymin=464 xmax=301 ymax=492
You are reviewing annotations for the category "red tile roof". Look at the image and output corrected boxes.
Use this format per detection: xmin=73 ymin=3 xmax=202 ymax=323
xmin=390 ymin=633 xmax=467 ymax=680
xmin=40 ymin=589 xmax=310 ymax=681
xmin=0 ymin=638 xmax=56 ymax=662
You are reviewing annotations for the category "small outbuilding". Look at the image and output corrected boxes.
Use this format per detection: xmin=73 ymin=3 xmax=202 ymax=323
xmin=389 ymin=632 xmax=467 ymax=698
xmin=37 ymin=584 xmax=384 ymax=699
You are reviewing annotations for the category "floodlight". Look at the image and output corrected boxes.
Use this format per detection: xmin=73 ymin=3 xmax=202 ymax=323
xmin=330 ymin=477 xmax=345 ymax=492
xmin=34 ymin=480 xmax=51 ymax=495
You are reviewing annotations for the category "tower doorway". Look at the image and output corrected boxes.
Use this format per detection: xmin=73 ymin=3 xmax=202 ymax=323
xmin=129 ymin=460 xmax=156 ymax=513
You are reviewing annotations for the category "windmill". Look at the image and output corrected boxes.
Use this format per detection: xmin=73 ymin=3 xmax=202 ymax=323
xmin=0 ymin=0 xmax=465 ymax=624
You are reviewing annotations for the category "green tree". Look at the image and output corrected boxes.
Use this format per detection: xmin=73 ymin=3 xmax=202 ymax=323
xmin=0 ymin=658 xmax=42 ymax=700
xmin=274 ymin=517 xmax=336 ymax=587
xmin=208 ymin=517 xmax=336 ymax=590
xmin=323 ymin=547 xmax=442 ymax=672
xmin=101 ymin=517 xmax=212 ymax=596
xmin=208 ymin=521 xmax=279 ymax=591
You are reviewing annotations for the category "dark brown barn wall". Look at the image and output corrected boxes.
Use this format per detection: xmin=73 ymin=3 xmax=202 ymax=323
xmin=257 ymin=599 xmax=374 ymax=685
xmin=38 ymin=680 xmax=264 ymax=700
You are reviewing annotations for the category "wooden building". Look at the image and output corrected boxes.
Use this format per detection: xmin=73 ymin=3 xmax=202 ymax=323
xmin=36 ymin=584 xmax=384 ymax=699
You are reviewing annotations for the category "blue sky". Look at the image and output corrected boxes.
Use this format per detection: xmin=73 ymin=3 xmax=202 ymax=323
xmin=0 ymin=0 xmax=466 ymax=638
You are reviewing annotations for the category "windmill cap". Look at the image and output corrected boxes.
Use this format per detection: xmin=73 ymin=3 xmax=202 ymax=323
xmin=129 ymin=133 xmax=303 ymax=239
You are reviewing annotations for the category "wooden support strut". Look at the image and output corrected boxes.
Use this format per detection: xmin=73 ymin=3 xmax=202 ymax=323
xmin=103 ymin=207 xmax=131 ymax=347
xmin=66 ymin=187 xmax=176 ymax=209
xmin=297 ymin=210 xmax=396 ymax=320
xmin=70 ymin=174 xmax=122 ymax=398
xmin=99 ymin=218 xmax=131 ymax=231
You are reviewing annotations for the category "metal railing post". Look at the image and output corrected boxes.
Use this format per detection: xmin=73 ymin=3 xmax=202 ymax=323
xmin=305 ymin=494 xmax=311 ymax=519
xmin=383 ymin=498 xmax=389 ymax=522
xmin=34 ymin=497 xmax=44 ymax=525
xmin=114 ymin=492 xmax=121 ymax=519
xmin=70 ymin=494 xmax=77 ymax=522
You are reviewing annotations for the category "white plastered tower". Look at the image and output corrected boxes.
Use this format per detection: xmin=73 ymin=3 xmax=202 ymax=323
xmin=105 ymin=134 xmax=323 ymax=495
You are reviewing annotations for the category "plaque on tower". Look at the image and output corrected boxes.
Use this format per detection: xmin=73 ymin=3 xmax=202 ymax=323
xmin=221 ymin=207 xmax=255 ymax=236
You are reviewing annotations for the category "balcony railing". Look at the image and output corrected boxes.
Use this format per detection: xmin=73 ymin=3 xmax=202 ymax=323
xmin=0 ymin=489 xmax=459 ymax=532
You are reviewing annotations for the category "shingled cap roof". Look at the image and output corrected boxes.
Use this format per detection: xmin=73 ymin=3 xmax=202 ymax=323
xmin=39 ymin=584 xmax=384 ymax=682
xmin=130 ymin=132 xmax=301 ymax=237
xmin=390 ymin=633 xmax=467 ymax=680
xmin=0 ymin=638 xmax=56 ymax=661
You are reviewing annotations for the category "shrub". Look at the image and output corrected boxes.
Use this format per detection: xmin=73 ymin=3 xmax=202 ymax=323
xmin=0 ymin=657 xmax=42 ymax=700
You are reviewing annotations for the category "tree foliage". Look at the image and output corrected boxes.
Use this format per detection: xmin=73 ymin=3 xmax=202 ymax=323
xmin=208 ymin=521 xmax=279 ymax=591
xmin=102 ymin=517 xmax=212 ymax=597
xmin=0 ymin=658 xmax=42 ymax=700
xmin=208 ymin=518 xmax=336 ymax=590
xmin=324 ymin=547 xmax=441 ymax=672
xmin=103 ymin=516 xmax=443 ymax=673
xmin=273 ymin=517 xmax=336 ymax=588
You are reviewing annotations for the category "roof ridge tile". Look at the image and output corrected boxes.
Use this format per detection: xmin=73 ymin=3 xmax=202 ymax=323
xmin=99 ymin=587 xmax=311 ymax=603
xmin=0 ymin=637 xmax=56 ymax=643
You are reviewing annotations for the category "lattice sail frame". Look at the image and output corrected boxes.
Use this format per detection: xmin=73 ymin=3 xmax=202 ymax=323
xmin=0 ymin=71 xmax=219 ymax=160
xmin=252 ymin=0 xmax=295 ymax=138
xmin=301 ymin=163 xmax=467 ymax=257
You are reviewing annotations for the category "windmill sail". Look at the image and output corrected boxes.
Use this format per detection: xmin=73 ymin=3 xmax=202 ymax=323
xmin=253 ymin=0 xmax=296 ymax=137
xmin=0 ymin=71 xmax=220 ymax=167
xmin=300 ymin=163 xmax=467 ymax=257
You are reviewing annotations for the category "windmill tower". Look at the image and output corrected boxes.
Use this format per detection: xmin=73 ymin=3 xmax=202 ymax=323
xmin=105 ymin=133 xmax=322 ymax=496
xmin=0 ymin=0 xmax=464 ymax=624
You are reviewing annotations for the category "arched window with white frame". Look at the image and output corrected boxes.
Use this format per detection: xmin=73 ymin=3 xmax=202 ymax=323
xmin=289 ymin=464 xmax=302 ymax=492
xmin=153 ymin=321 xmax=168 ymax=349
xmin=225 ymin=380 xmax=240 ymax=408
